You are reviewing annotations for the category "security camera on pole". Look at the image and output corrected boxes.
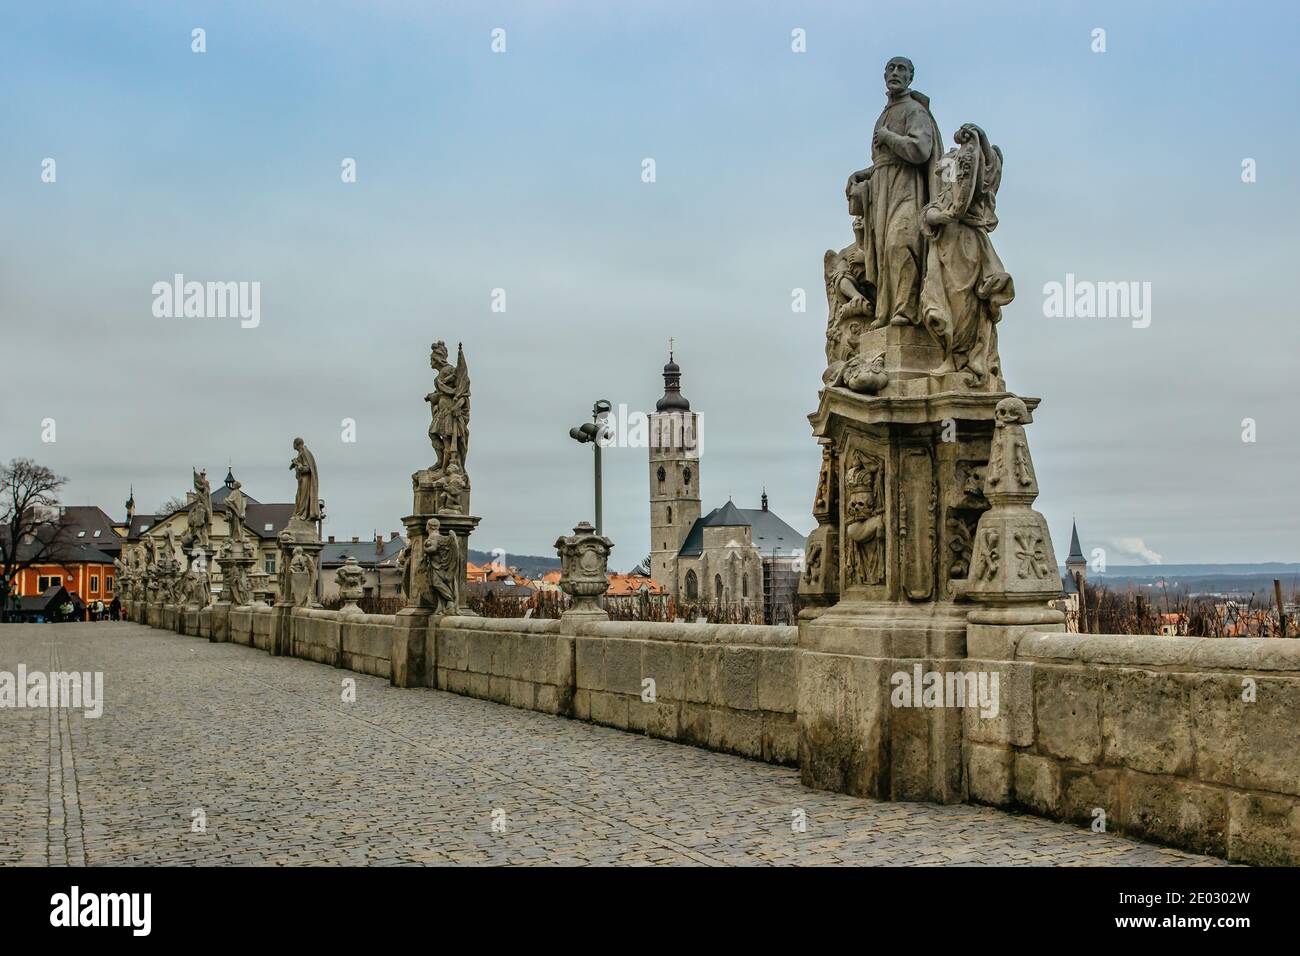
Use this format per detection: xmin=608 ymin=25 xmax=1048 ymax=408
xmin=569 ymin=399 xmax=613 ymax=535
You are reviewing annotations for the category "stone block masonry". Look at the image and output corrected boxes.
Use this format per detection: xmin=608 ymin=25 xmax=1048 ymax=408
xmin=965 ymin=628 xmax=1300 ymax=865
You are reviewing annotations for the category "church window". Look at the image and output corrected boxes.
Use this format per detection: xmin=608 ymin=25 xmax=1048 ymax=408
xmin=657 ymin=466 xmax=666 ymax=482
xmin=667 ymin=506 xmax=672 ymax=523
xmin=714 ymin=575 xmax=723 ymax=604
xmin=683 ymin=467 xmax=692 ymax=487
xmin=685 ymin=570 xmax=698 ymax=600
xmin=742 ymin=574 xmax=748 ymax=598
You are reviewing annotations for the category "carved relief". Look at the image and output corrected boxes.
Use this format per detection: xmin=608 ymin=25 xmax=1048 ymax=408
xmin=945 ymin=511 xmax=975 ymax=578
xmin=952 ymin=460 xmax=988 ymax=509
xmin=1013 ymin=529 xmax=1053 ymax=580
xmin=969 ymin=528 xmax=1000 ymax=582
xmin=842 ymin=448 xmax=885 ymax=586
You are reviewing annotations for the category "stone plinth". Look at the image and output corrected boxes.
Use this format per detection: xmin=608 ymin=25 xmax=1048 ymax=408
xmin=401 ymin=510 xmax=480 ymax=616
xmin=798 ymin=370 xmax=1059 ymax=803
xmin=274 ymin=521 xmax=321 ymax=656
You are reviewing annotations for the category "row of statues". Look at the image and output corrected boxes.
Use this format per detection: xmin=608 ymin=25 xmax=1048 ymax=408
xmin=119 ymin=338 xmax=475 ymax=616
xmin=824 ymin=56 xmax=1013 ymax=392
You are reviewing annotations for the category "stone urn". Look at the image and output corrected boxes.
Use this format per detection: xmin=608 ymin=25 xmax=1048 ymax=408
xmin=335 ymin=556 xmax=366 ymax=615
xmin=554 ymin=522 xmax=613 ymax=619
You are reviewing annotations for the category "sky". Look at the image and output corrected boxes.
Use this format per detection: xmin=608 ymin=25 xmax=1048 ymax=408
xmin=2 ymin=0 xmax=1298 ymax=569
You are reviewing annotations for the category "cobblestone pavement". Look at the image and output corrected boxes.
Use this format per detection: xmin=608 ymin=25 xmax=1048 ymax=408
xmin=0 ymin=623 xmax=1226 ymax=866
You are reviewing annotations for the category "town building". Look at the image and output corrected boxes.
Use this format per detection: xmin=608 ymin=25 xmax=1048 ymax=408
xmin=647 ymin=354 xmax=805 ymax=623
xmin=319 ymin=533 xmax=406 ymax=600
xmin=131 ymin=467 xmax=293 ymax=598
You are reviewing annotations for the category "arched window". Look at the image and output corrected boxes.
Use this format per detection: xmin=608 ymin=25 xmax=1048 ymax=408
xmin=742 ymin=574 xmax=748 ymax=598
xmin=667 ymin=506 xmax=672 ymax=523
xmin=715 ymin=575 xmax=724 ymax=604
xmin=657 ymin=466 xmax=666 ymax=482
xmin=683 ymin=467 xmax=692 ymax=487
xmin=685 ymin=570 xmax=698 ymax=600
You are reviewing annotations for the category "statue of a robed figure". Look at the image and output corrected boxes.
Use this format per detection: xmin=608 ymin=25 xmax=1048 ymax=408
xmin=799 ymin=57 xmax=1061 ymax=804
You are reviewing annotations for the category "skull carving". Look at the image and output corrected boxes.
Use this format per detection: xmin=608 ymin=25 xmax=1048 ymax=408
xmin=994 ymin=396 xmax=1028 ymax=428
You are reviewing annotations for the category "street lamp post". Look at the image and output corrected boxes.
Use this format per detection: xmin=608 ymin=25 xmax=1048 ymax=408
xmin=316 ymin=498 xmax=327 ymax=604
xmin=569 ymin=400 xmax=612 ymax=536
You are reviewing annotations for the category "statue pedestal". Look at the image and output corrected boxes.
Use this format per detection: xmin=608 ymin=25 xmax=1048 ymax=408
xmin=797 ymin=382 xmax=1045 ymax=804
xmin=391 ymin=607 xmax=434 ymax=688
xmin=274 ymin=527 xmax=321 ymax=656
xmin=401 ymin=510 xmax=481 ymax=617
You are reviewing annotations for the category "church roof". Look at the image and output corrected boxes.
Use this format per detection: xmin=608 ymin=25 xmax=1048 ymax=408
xmin=1067 ymin=520 xmax=1084 ymax=562
xmin=708 ymin=500 xmax=747 ymax=527
xmin=677 ymin=502 xmax=806 ymax=558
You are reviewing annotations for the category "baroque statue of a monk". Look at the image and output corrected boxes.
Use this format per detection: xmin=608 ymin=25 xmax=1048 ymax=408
xmin=289 ymin=437 xmax=321 ymax=522
xmin=427 ymin=341 xmax=470 ymax=477
xmin=845 ymin=56 xmax=942 ymax=330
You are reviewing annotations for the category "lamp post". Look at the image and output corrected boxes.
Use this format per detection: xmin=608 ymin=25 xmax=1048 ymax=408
xmin=316 ymin=498 xmax=327 ymax=604
xmin=569 ymin=400 xmax=612 ymax=535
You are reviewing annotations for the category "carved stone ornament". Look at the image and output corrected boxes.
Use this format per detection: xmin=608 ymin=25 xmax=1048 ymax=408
xmin=335 ymin=556 xmax=367 ymax=614
xmin=554 ymin=521 xmax=613 ymax=616
xmin=955 ymin=396 xmax=1061 ymax=604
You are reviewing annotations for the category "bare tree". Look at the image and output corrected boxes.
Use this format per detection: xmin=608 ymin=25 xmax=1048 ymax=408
xmin=0 ymin=458 xmax=72 ymax=621
xmin=155 ymin=496 xmax=186 ymax=517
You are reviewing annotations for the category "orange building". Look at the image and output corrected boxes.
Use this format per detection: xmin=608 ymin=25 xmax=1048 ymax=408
xmin=605 ymin=573 xmax=666 ymax=597
xmin=12 ymin=543 xmax=117 ymax=610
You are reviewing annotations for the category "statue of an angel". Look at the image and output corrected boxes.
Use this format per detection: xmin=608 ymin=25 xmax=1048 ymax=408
xmin=426 ymin=341 xmax=470 ymax=477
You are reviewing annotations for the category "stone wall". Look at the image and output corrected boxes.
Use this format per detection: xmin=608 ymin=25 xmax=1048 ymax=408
xmin=432 ymin=616 xmax=797 ymax=764
xmin=965 ymin=628 xmax=1300 ymax=865
xmin=572 ymin=621 xmax=797 ymax=764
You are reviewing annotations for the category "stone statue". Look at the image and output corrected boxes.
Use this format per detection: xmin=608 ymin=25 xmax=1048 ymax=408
xmin=287 ymin=546 xmax=317 ymax=608
xmin=225 ymin=478 xmax=248 ymax=543
xmin=432 ymin=455 xmax=470 ymax=514
xmin=186 ymin=468 xmax=212 ymax=549
xmin=823 ymin=350 xmax=889 ymax=395
xmin=426 ymin=341 xmax=470 ymax=477
xmin=921 ymin=123 xmax=1014 ymax=388
xmin=823 ymin=223 xmax=874 ymax=363
xmin=289 ymin=438 xmax=321 ymax=523
xmin=420 ymin=518 xmax=459 ymax=614
xmin=224 ymin=560 xmax=252 ymax=606
xmin=844 ymin=57 xmax=942 ymax=330
xmin=397 ymin=543 xmax=412 ymax=599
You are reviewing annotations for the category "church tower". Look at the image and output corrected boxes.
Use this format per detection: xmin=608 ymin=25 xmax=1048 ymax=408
xmin=1065 ymin=519 xmax=1086 ymax=588
xmin=649 ymin=350 xmax=701 ymax=598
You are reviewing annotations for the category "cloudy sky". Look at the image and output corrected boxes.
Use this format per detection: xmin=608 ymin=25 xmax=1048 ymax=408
xmin=3 ymin=0 xmax=1297 ymax=568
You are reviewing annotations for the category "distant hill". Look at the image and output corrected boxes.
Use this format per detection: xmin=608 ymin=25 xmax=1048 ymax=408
xmin=1066 ymin=563 xmax=1300 ymax=598
xmin=467 ymin=549 xmax=561 ymax=579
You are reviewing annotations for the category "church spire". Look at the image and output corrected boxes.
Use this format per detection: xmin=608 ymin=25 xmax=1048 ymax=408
xmin=656 ymin=345 xmax=691 ymax=412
